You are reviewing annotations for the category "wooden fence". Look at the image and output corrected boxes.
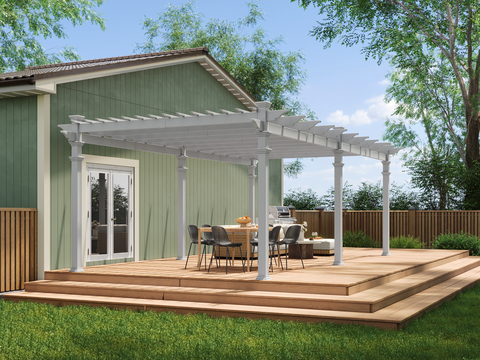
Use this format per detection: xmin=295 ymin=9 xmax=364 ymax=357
xmin=0 ymin=208 xmax=37 ymax=292
xmin=293 ymin=209 xmax=480 ymax=248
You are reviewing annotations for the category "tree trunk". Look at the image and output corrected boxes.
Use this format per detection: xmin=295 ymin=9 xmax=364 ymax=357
xmin=464 ymin=100 xmax=480 ymax=209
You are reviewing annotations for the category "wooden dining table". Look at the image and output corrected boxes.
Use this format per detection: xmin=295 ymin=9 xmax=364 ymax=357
xmin=197 ymin=225 xmax=272 ymax=272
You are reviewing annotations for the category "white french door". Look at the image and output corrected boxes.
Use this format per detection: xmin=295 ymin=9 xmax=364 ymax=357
xmin=87 ymin=164 xmax=134 ymax=261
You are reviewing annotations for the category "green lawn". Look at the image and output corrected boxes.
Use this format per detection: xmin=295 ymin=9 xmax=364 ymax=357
xmin=1 ymin=285 xmax=480 ymax=360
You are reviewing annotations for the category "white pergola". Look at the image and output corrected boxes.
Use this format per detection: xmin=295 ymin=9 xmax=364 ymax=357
xmin=59 ymin=101 xmax=400 ymax=280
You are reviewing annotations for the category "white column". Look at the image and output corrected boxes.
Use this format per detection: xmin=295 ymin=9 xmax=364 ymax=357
xmin=69 ymin=131 xmax=85 ymax=272
xmin=248 ymin=160 xmax=257 ymax=222
xmin=333 ymin=150 xmax=344 ymax=266
xmin=176 ymin=153 xmax=188 ymax=260
xmin=256 ymin=101 xmax=271 ymax=281
xmin=382 ymin=159 xmax=391 ymax=256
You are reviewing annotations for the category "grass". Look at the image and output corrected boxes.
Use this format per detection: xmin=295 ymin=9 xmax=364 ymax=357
xmin=1 ymin=284 xmax=480 ymax=360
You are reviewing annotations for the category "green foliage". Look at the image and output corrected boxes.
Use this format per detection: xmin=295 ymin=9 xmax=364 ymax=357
xmin=349 ymin=181 xmax=382 ymax=210
xmin=283 ymin=159 xmax=305 ymax=179
xmin=433 ymin=232 xmax=480 ymax=256
xmin=390 ymin=183 xmax=420 ymax=210
xmin=284 ymin=188 xmax=321 ymax=210
xmin=390 ymin=236 xmax=423 ymax=249
xmin=3 ymin=283 xmax=480 ymax=359
xmin=319 ymin=181 xmax=418 ymax=210
xmin=343 ymin=230 xmax=379 ymax=248
xmin=136 ymin=1 xmax=315 ymax=178
xmin=294 ymin=0 xmax=480 ymax=208
xmin=0 ymin=0 xmax=106 ymax=72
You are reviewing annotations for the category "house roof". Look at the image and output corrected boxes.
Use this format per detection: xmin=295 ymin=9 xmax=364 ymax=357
xmin=0 ymin=47 xmax=257 ymax=108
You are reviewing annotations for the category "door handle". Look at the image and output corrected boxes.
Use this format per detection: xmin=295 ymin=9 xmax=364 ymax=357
xmin=111 ymin=218 xmax=116 ymax=221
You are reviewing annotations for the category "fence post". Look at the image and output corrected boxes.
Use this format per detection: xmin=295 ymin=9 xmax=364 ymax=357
xmin=288 ymin=205 xmax=296 ymax=220
xmin=315 ymin=206 xmax=324 ymax=237
xmin=408 ymin=206 xmax=417 ymax=238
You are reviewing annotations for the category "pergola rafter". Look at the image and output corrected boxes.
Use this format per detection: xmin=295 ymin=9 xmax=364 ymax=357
xmin=60 ymin=101 xmax=399 ymax=280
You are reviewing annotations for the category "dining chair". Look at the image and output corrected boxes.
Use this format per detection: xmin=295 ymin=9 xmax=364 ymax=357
xmin=208 ymin=226 xmax=245 ymax=274
xmin=201 ymin=224 xmax=219 ymax=268
xmin=185 ymin=225 xmax=212 ymax=270
xmin=250 ymin=226 xmax=281 ymax=271
xmin=276 ymin=224 xmax=303 ymax=270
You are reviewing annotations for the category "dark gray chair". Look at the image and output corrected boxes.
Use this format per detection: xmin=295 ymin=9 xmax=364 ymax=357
xmin=201 ymin=224 xmax=219 ymax=267
xmin=185 ymin=225 xmax=212 ymax=269
xmin=276 ymin=224 xmax=304 ymax=270
xmin=250 ymin=226 xmax=281 ymax=271
xmin=208 ymin=226 xmax=245 ymax=274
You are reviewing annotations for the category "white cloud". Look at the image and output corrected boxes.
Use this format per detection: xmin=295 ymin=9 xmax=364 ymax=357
xmin=325 ymin=95 xmax=398 ymax=127
xmin=378 ymin=78 xmax=390 ymax=86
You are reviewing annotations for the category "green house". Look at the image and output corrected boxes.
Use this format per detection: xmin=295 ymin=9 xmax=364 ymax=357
xmin=0 ymin=48 xmax=284 ymax=279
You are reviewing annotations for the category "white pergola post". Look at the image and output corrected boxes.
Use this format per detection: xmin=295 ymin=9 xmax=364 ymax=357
xmin=333 ymin=150 xmax=344 ymax=266
xmin=256 ymin=102 xmax=271 ymax=281
xmin=69 ymin=127 xmax=84 ymax=272
xmin=382 ymin=159 xmax=391 ymax=256
xmin=176 ymin=151 xmax=188 ymax=260
xmin=248 ymin=160 xmax=257 ymax=221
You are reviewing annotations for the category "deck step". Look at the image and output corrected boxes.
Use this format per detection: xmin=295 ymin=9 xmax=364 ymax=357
xmin=6 ymin=265 xmax=480 ymax=330
xmin=22 ymin=257 xmax=480 ymax=313
xmin=43 ymin=250 xmax=470 ymax=296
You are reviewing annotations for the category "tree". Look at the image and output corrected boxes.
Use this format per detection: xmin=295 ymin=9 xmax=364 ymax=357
xmin=0 ymin=0 xmax=106 ymax=73
xmin=294 ymin=0 xmax=480 ymax=208
xmin=135 ymin=0 xmax=315 ymax=177
xmin=284 ymin=188 xmax=322 ymax=210
xmin=383 ymin=45 xmax=467 ymax=209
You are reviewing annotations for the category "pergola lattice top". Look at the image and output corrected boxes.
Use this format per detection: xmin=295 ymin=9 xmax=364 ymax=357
xmin=59 ymin=102 xmax=400 ymax=165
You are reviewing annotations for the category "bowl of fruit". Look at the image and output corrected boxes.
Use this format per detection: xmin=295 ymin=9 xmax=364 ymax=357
xmin=235 ymin=216 xmax=252 ymax=227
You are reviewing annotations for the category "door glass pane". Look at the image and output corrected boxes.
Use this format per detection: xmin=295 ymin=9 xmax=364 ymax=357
xmin=113 ymin=173 xmax=130 ymax=254
xmin=91 ymin=171 xmax=108 ymax=255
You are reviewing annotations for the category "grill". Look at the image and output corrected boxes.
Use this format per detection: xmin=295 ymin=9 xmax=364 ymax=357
xmin=269 ymin=206 xmax=297 ymax=224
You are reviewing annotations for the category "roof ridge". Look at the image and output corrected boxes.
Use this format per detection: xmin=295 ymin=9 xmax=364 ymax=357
xmin=26 ymin=47 xmax=210 ymax=70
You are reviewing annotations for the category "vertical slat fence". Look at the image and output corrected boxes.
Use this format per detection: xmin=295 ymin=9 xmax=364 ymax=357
xmin=0 ymin=208 xmax=37 ymax=292
xmin=294 ymin=209 xmax=480 ymax=248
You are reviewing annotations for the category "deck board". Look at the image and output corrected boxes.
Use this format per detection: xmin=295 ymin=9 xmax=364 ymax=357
xmin=3 ymin=248 xmax=480 ymax=329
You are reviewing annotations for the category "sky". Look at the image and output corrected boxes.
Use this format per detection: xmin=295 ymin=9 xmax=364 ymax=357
xmin=39 ymin=0 xmax=411 ymax=198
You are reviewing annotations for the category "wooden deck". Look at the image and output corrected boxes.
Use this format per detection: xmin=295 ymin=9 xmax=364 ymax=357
xmin=4 ymin=248 xmax=480 ymax=330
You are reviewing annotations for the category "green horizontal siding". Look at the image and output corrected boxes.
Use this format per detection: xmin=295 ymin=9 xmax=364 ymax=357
xmin=49 ymin=61 xmax=282 ymax=269
xmin=0 ymin=96 xmax=37 ymax=207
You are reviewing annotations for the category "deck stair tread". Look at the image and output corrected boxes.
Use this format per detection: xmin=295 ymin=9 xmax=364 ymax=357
xmin=21 ymin=257 xmax=480 ymax=313
xmin=6 ymin=265 xmax=480 ymax=330
xmin=42 ymin=251 xmax=471 ymax=296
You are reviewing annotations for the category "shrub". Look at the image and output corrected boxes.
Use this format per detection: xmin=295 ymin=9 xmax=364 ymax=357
xmin=284 ymin=188 xmax=322 ymax=210
xmin=390 ymin=236 xmax=423 ymax=249
xmin=343 ymin=231 xmax=379 ymax=248
xmin=432 ymin=232 xmax=480 ymax=256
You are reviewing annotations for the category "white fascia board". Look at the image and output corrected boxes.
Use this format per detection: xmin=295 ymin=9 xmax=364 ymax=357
xmin=200 ymin=58 xmax=256 ymax=108
xmin=0 ymin=83 xmax=56 ymax=97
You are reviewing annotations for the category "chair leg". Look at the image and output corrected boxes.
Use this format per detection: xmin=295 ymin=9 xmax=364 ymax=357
xmin=250 ymin=244 xmax=256 ymax=270
xmin=226 ymin=247 xmax=229 ymax=274
xmin=208 ymin=247 xmax=215 ymax=273
xmin=277 ymin=244 xmax=283 ymax=270
xmin=296 ymin=243 xmax=305 ymax=269
xmin=184 ymin=242 xmax=193 ymax=269
xmin=285 ymin=245 xmax=288 ymax=270
xmin=240 ymin=246 xmax=245 ymax=273
xmin=202 ymin=244 xmax=208 ymax=270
